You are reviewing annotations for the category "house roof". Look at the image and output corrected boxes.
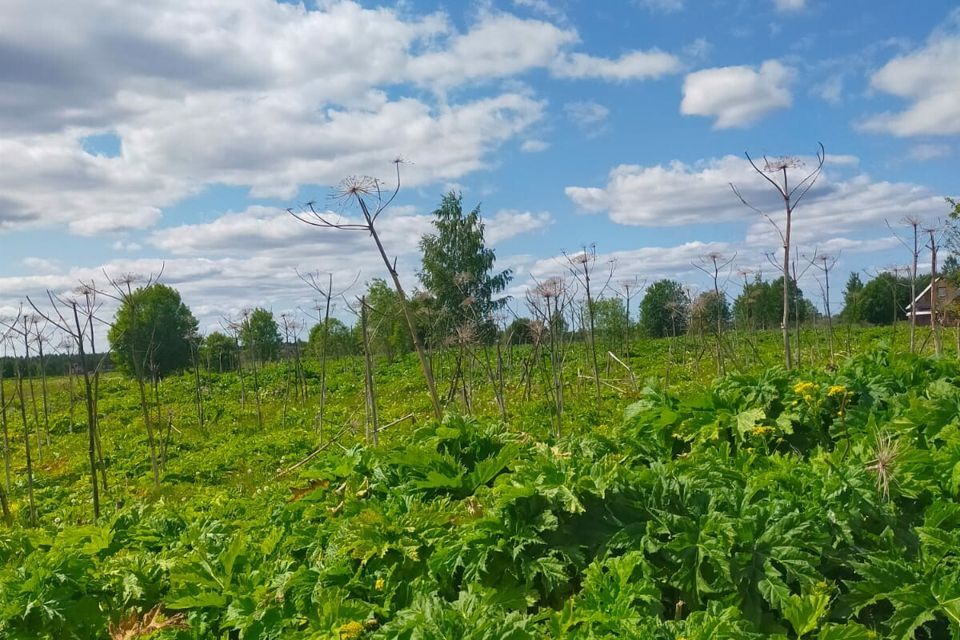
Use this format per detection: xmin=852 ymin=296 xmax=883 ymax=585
xmin=905 ymin=276 xmax=959 ymax=312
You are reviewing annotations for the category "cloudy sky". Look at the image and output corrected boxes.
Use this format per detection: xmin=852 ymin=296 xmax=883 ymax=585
xmin=1 ymin=0 xmax=957 ymax=335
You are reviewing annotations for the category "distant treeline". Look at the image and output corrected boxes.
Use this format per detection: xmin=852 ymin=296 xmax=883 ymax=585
xmin=0 ymin=353 xmax=114 ymax=378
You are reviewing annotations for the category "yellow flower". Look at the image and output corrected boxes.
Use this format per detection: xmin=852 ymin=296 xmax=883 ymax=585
xmin=338 ymin=621 xmax=365 ymax=639
xmin=793 ymin=381 xmax=817 ymax=396
xmin=375 ymin=577 xmax=385 ymax=591
xmin=750 ymin=425 xmax=774 ymax=437
xmin=827 ymin=384 xmax=848 ymax=397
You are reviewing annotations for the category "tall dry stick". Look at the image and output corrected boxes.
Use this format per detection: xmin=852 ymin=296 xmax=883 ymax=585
xmin=806 ymin=252 xmax=839 ymax=363
xmin=693 ymin=252 xmax=735 ymax=375
xmin=925 ymin=225 xmax=946 ymax=356
xmin=359 ymin=296 xmax=379 ymax=444
xmin=100 ymin=273 xmax=163 ymax=487
xmin=28 ymin=287 xmax=109 ymax=517
xmin=887 ymin=217 xmax=921 ymax=353
xmin=289 ymin=161 xmax=442 ymax=420
xmin=564 ymin=244 xmax=613 ymax=400
xmin=731 ymin=143 xmax=825 ymax=369
xmin=298 ymin=269 xmax=359 ymax=441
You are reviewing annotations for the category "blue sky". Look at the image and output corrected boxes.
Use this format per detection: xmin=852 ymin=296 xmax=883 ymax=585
xmin=0 ymin=0 xmax=957 ymax=334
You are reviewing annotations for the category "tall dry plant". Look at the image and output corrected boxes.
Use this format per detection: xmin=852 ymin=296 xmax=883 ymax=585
xmin=731 ymin=144 xmax=825 ymax=370
xmin=289 ymin=161 xmax=442 ymax=420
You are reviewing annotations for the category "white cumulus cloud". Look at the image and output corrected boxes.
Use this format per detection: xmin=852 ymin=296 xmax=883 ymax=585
xmin=681 ymin=60 xmax=795 ymax=128
xmin=0 ymin=0 xmax=683 ymax=236
xmin=859 ymin=19 xmax=960 ymax=136
xmin=552 ymin=49 xmax=683 ymax=81
xmin=565 ymin=155 xmax=947 ymax=253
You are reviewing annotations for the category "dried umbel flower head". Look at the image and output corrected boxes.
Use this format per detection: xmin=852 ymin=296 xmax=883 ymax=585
xmin=763 ymin=156 xmax=803 ymax=172
xmin=528 ymin=319 xmax=546 ymax=340
xmin=455 ymin=324 xmax=476 ymax=345
xmin=332 ymin=175 xmax=380 ymax=203
xmin=535 ymin=277 xmax=562 ymax=299
xmin=115 ymin=273 xmax=142 ymax=288
xmin=866 ymin=432 xmax=900 ymax=501
xmin=75 ymin=283 xmax=97 ymax=297
xmin=572 ymin=251 xmax=591 ymax=265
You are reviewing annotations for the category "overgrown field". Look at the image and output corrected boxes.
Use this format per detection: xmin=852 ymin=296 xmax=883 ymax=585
xmin=2 ymin=329 xmax=960 ymax=638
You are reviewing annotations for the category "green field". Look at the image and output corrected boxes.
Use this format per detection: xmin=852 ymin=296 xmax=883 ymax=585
xmin=2 ymin=326 xmax=960 ymax=639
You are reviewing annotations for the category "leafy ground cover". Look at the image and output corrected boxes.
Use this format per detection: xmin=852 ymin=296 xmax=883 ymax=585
xmin=2 ymin=330 xmax=960 ymax=638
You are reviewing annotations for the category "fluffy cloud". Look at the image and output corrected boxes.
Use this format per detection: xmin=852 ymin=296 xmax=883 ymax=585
xmin=552 ymin=50 xmax=683 ymax=81
xmin=742 ymin=173 xmax=945 ymax=249
xmin=860 ymin=21 xmax=960 ymax=136
xmin=0 ymin=0 xmax=683 ymax=236
xmin=21 ymin=258 xmax=62 ymax=274
xmin=565 ymin=155 xmax=947 ymax=252
xmin=407 ymin=14 xmax=577 ymax=87
xmin=0 ymin=132 xmax=181 ymax=235
xmin=485 ymin=210 xmax=553 ymax=244
xmin=0 ymin=0 xmax=444 ymax=135
xmin=1 ymin=201 xmax=549 ymax=333
xmin=681 ymin=60 xmax=795 ymax=128
xmin=566 ymin=156 xmax=766 ymax=226
xmin=526 ymin=241 xmax=730 ymax=283
xmin=907 ymin=143 xmax=953 ymax=161
xmin=0 ymin=93 xmax=543 ymax=234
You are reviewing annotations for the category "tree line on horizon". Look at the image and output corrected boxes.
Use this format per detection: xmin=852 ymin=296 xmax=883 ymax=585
xmin=4 ymin=203 xmax=960 ymax=379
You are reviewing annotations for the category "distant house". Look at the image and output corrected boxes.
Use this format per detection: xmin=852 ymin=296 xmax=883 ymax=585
xmin=905 ymin=277 xmax=960 ymax=326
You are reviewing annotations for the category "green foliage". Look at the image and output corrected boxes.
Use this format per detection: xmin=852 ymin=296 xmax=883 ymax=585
xmin=640 ymin=279 xmax=689 ymax=338
xmin=848 ymin=272 xmax=917 ymax=325
xmin=589 ymin=297 xmax=629 ymax=347
xmin=108 ymin=283 xmax=198 ymax=378
xmin=841 ymin=272 xmax=865 ymax=323
xmin=689 ymin=290 xmax=730 ymax=335
xmin=942 ymin=254 xmax=960 ymax=282
xmin=4 ymin=331 xmax=960 ymax=638
xmin=362 ymin=278 xmax=414 ymax=360
xmin=505 ymin=318 xmax=534 ymax=345
xmin=947 ymin=198 xmax=960 ymax=259
xmin=733 ymin=276 xmax=810 ymax=329
xmin=239 ymin=308 xmax=281 ymax=362
xmin=308 ymin=317 xmax=357 ymax=359
xmin=201 ymin=331 xmax=238 ymax=373
xmin=418 ymin=192 xmax=512 ymax=339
